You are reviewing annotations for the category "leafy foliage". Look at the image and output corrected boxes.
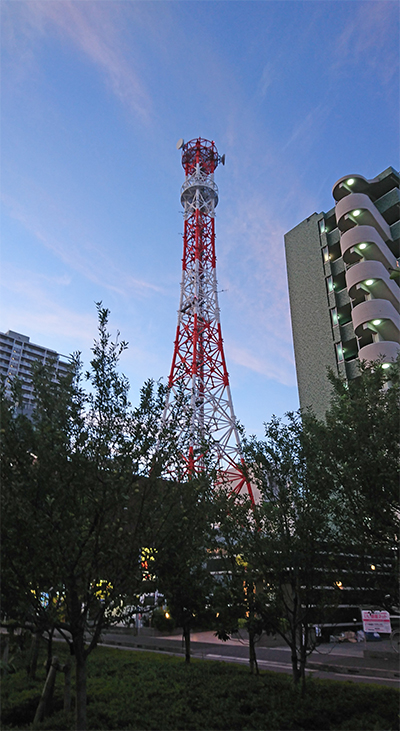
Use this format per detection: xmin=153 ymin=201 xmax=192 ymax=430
xmin=217 ymin=358 xmax=400 ymax=685
xmin=1 ymin=644 xmax=398 ymax=730
xmin=152 ymin=476 xmax=219 ymax=661
xmin=0 ymin=304 xmax=191 ymax=729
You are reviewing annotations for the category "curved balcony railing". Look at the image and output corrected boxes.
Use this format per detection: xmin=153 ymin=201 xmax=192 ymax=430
xmin=335 ymin=193 xmax=391 ymax=241
xmin=358 ymin=340 xmax=400 ymax=364
xmin=332 ymin=174 xmax=372 ymax=202
xmin=351 ymin=298 xmax=400 ymax=342
xmin=340 ymin=225 xmax=397 ymax=269
xmin=346 ymin=260 xmax=400 ymax=310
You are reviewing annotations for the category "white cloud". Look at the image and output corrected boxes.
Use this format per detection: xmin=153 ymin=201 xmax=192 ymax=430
xmin=331 ymin=1 xmax=398 ymax=84
xmin=0 ymin=267 xmax=97 ymax=350
xmin=2 ymin=0 xmax=153 ymax=122
xmin=217 ymin=190 xmax=297 ymax=388
xmin=258 ymin=62 xmax=274 ymax=98
xmin=2 ymin=190 xmax=164 ymax=300
xmin=281 ymin=103 xmax=331 ymax=152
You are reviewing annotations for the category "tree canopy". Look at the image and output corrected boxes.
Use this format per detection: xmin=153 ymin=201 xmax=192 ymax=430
xmin=0 ymin=304 xmax=192 ymax=729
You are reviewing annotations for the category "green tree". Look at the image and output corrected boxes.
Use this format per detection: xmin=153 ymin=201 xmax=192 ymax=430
xmin=212 ymin=498 xmax=264 ymax=676
xmin=304 ymin=357 xmax=400 ymax=610
xmin=1 ymin=305 xmax=184 ymax=730
xmin=152 ymin=474 xmax=219 ymax=663
xmin=225 ymin=413 xmax=340 ymax=689
xmin=218 ymin=358 xmax=400 ymax=689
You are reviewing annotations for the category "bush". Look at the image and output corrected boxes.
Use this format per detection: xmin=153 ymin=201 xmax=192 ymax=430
xmin=150 ymin=607 xmax=176 ymax=633
xmin=1 ymin=643 xmax=398 ymax=730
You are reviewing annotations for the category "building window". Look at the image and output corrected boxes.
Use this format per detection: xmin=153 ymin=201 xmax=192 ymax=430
xmin=331 ymin=308 xmax=338 ymax=327
xmin=336 ymin=343 xmax=344 ymax=362
xmin=322 ymin=246 xmax=330 ymax=263
xmin=326 ymin=276 xmax=334 ymax=293
xmin=318 ymin=219 xmax=326 ymax=235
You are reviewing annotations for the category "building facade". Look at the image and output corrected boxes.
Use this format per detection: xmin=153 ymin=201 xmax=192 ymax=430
xmin=285 ymin=167 xmax=399 ymax=418
xmin=0 ymin=330 xmax=71 ymax=416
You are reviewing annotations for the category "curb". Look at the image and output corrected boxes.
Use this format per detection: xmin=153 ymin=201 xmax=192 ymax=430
xmin=99 ymin=638 xmax=400 ymax=680
xmin=307 ymin=660 xmax=399 ymax=680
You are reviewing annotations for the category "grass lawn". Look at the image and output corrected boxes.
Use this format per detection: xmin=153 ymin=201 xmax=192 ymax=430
xmin=1 ymin=640 xmax=399 ymax=730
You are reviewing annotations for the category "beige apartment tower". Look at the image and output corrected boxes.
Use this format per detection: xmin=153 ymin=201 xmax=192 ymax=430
xmin=284 ymin=167 xmax=399 ymax=419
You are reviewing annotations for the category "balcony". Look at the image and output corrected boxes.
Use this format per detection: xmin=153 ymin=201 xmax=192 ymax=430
xmin=351 ymin=299 xmax=400 ymax=343
xmin=358 ymin=341 xmax=400 ymax=364
xmin=346 ymin=260 xmax=400 ymax=310
xmin=339 ymin=225 xmax=397 ymax=269
xmin=335 ymin=193 xmax=391 ymax=242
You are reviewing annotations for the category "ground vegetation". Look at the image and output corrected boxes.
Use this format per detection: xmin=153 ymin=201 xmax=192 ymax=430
xmin=1 ymin=642 xmax=398 ymax=731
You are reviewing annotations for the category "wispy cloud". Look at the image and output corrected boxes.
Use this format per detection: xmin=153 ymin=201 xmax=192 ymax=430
xmin=331 ymin=1 xmax=399 ymax=84
xmin=2 ymin=189 xmax=164 ymax=300
xmin=218 ymin=191 xmax=297 ymax=388
xmin=226 ymin=342 xmax=294 ymax=387
xmin=0 ymin=263 xmax=170 ymax=387
xmin=0 ymin=265 xmax=97 ymax=350
xmin=282 ymin=103 xmax=331 ymax=152
xmin=258 ymin=62 xmax=275 ymax=98
xmin=2 ymin=0 xmax=153 ymax=122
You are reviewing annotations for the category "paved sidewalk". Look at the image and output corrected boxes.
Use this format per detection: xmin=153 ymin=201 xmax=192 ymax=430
xmin=98 ymin=628 xmax=400 ymax=681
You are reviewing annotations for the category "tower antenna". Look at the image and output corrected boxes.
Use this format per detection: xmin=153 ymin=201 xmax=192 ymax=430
xmin=161 ymin=137 xmax=254 ymax=503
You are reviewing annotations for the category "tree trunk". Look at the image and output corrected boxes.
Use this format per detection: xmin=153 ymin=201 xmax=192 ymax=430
xmin=183 ymin=623 xmax=191 ymax=664
xmin=27 ymin=631 xmax=42 ymax=679
xmin=45 ymin=627 xmax=54 ymax=676
xmin=75 ymin=653 xmax=87 ymax=731
xmin=63 ymin=662 xmax=72 ymax=713
xmin=34 ymin=655 xmax=59 ymax=724
xmin=249 ymin=628 xmax=259 ymax=676
xmin=2 ymin=633 xmax=10 ymax=668
xmin=291 ymin=650 xmax=300 ymax=684
xmin=290 ymin=624 xmax=300 ymax=685
xmin=299 ymin=627 xmax=308 ymax=696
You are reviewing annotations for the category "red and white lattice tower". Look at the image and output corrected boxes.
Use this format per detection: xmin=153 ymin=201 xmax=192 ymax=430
xmin=161 ymin=137 xmax=255 ymax=503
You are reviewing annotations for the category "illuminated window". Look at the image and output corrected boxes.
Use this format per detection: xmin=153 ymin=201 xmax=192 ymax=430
xmin=326 ymin=276 xmax=334 ymax=293
xmin=322 ymin=246 xmax=330 ymax=263
xmin=336 ymin=343 xmax=344 ymax=362
xmin=331 ymin=308 xmax=338 ymax=327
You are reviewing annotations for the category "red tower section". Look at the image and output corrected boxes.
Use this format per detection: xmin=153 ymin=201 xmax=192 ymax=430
xmin=162 ymin=138 xmax=254 ymax=503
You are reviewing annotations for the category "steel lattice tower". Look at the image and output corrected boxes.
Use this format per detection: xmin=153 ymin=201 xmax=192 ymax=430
xmin=161 ymin=137 xmax=254 ymax=503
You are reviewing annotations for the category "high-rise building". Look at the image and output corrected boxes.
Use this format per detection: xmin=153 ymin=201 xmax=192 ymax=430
xmin=284 ymin=167 xmax=399 ymax=418
xmin=0 ymin=330 xmax=71 ymax=416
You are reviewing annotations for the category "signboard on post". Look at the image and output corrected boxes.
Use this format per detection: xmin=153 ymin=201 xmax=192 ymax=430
xmin=361 ymin=610 xmax=391 ymax=634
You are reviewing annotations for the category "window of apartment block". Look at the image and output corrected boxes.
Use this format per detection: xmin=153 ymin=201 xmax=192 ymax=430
xmin=322 ymin=246 xmax=330 ymax=263
xmin=330 ymin=308 xmax=339 ymax=327
xmin=335 ymin=342 xmax=344 ymax=362
xmin=326 ymin=275 xmax=334 ymax=293
xmin=318 ymin=219 xmax=326 ymax=235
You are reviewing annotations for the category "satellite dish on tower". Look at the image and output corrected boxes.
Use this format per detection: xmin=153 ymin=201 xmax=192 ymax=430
xmin=221 ymin=154 xmax=226 ymax=165
xmin=176 ymin=138 xmax=185 ymax=150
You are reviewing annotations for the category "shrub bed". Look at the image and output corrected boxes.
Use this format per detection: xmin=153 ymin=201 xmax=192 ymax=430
xmin=1 ymin=643 xmax=398 ymax=730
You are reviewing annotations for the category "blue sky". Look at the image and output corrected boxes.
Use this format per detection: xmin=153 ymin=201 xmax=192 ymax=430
xmin=1 ymin=0 xmax=399 ymax=437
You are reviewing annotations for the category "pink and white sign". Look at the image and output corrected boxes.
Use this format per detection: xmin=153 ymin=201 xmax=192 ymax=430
xmin=361 ymin=610 xmax=391 ymax=634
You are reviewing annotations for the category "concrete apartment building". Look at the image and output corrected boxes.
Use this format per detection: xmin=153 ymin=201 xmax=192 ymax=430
xmin=285 ymin=167 xmax=400 ymax=419
xmin=0 ymin=330 xmax=71 ymax=416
